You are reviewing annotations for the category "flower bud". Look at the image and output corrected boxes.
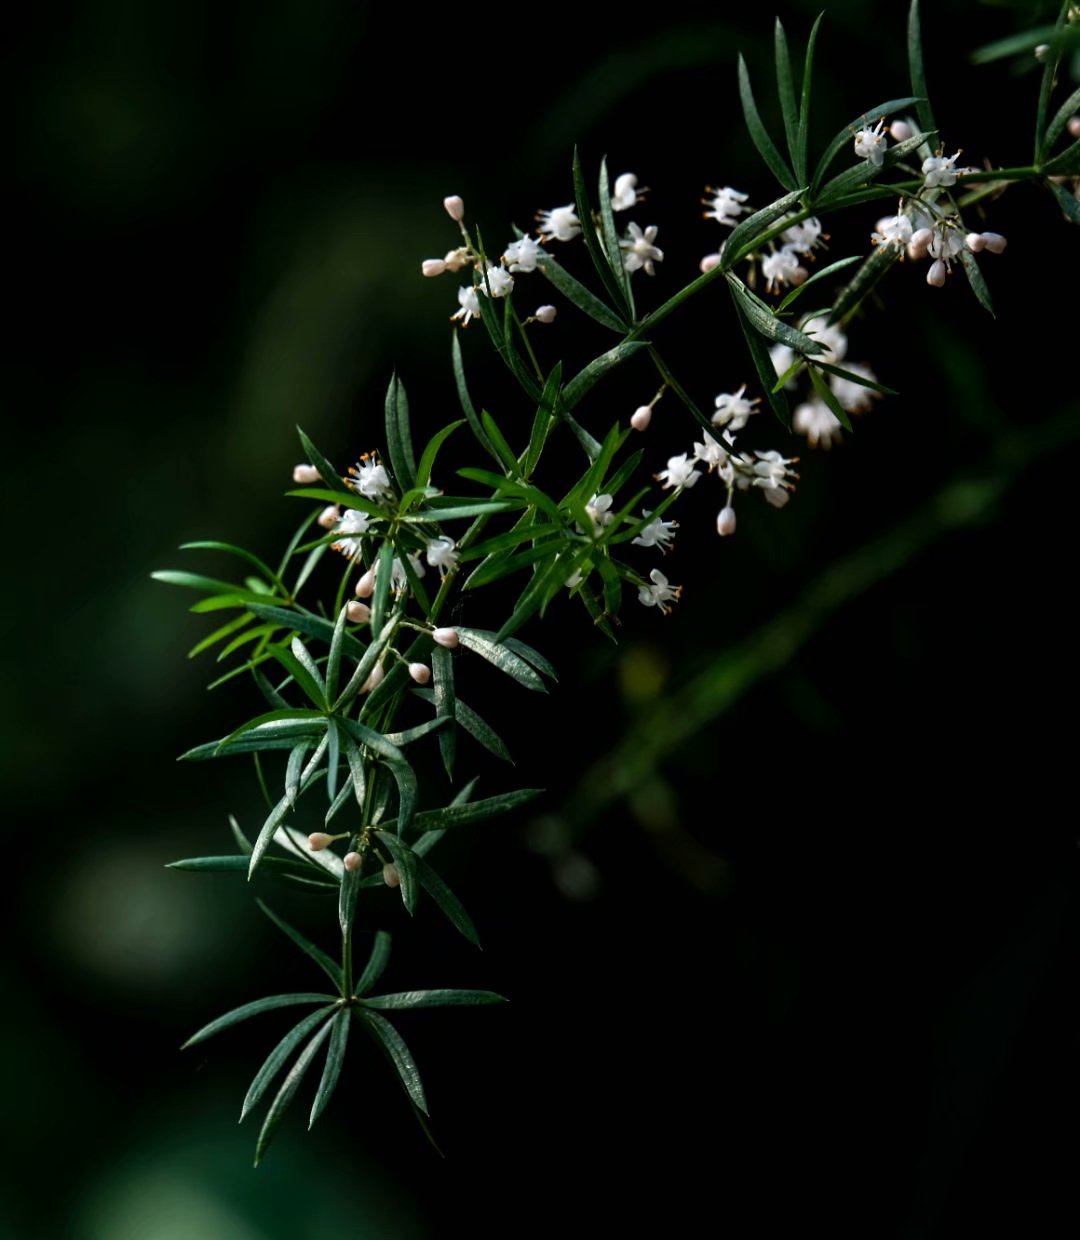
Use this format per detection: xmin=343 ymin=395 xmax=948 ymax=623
xmin=293 ymin=464 xmax=320 ymax=485
xmin=317 ymin=504 xmax=341 ymax=529
xmin=409 ymin=662 xmax=432 ymax=684
xmin=354 ymin=568 xmax=376 ymax=598
xmin=699 ymin=252 xmax=722 ymax=273
xmin=980 ymin=231 xmax=1007 ymax=254
xmin=535 ymin=304 xmax=557 ymax=324
xmin=1068 ymin=117 xmax=1080 ymax=140
xmin=443 ymin=195 xmax=465 ymax=221
xmin=383 ymin=862 xmax=401 ymax=888
xmin=432 ymin=627 xmax=459 ymax=649
xmin=1034 ymin=43 xmax=1050 ymax=63
xmin=717 ymin=505 xmax=737 ymax=537
xmin=630 ymin=405 xmax=653 ymax=431
xmin=908 ymin=228 xmax=933 ymax=260
xmin=308 ymin=832 xmax=333 ymax=852
xmin=926 ymin=259 xmax=947 ymax=287
xmin=965 ymin=232 xmax=986 ymax=253
xmin=888 ymin=119 xmax=913 ymax=142
xmin=443 ymin=247 xmax=471 ymax=272
xmin=346 ymin=601 xmax=371 ymax=623
xmin=361 ymin=662 xmax=385 ymax=693
xmin=343 ymin=851 xmax=362 ymax=873
xmin=422 ymin=258 xmax=447 ymax=277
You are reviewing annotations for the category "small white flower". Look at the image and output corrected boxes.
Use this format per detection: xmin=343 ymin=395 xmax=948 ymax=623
xmin=611 ymin=172 xmax=641 ymax=212
xmin=801 ymin=315 xmax=848 ymax=365
xmin=503 ymin=237 xmax=540 ymax=273
xmin=293 ymin=463 xmax=321 ymax=484
xmin=390 ymin=554 xmax=424 ymax=594
xmin=349 ymin=458 xmax=395 ymax=502
xmin=716 ymin=506 xmax=737 ymax=537
xmin=752 ymin=450 xmax=799 ymax=506
xmin=712 ymin=384 xmax=760 ymax=432
xmin=761 ymin=246 xmax=806 ymax=293
xmin=872 ymin=214 xmax=913 ymax=251
xmin=585 ymin=493 xmax=614 ymax=531
xmin=332 ymin=507 xmax=372 ymax=558
xmin=656 ymin=453 xmax=701 ymax=491
xmin=534 ymin=304 xmax=557 ymax=323
xmin=703 ymin=185 xmax=749 ymax=227
xmin=793 ymin=399 xmax=843 ymax=449
xmin=451 ymin=284 xmax=482 ymax=326
xmin=537 ymin=204 xmax=581 ymax=242
xmin=780 ymin=214 xmax=825 ymax=256
xmin=922 ymin=151 xmax=963 ymax=188
xmin=929 ymin=224 xmax=965 ymax=271
xmin=693 ymin=431 xmax=730 ymax=473
xmin=854 ymin=119 xmax=888 ymax=166
xmin=443 ymin=195 xmax=465 ymax=221
xmin=829 ymin=362 xmax=880 ymax=414
xmin=770 ymin=343 xmax=797 ymax=386
xmin=425 ymin=535 xmax=459 ymax=576
xmin=638 ymin=567 xmax=682 ymax=615
xmin=620 ymin=222 xmax=664 ymax=275
xmin=481 ymin=264 xmax=514 ymax=298
xmin=631 ymin=510 xmax=678 ymax=553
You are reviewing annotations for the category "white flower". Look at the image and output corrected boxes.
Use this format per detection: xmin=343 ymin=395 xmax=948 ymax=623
xmin=503 ymin=237 xmax=540 ymax=273
xmin=451 ymin=284 xmax=482 ymax=326
xmin=703 ymin=185 xmax=749 ymax=227
xmin=585 ymin=493 xmax=614 ymax=531
xmin=656 ymin=453 xmax=701 ymax=490
xmin=693 ymin=431 xmax=730 ymax=473
xmin=770 ymin=343 xmax=797 ymax=387
xmin=443 ymin=246 xmax=472 ymax=273
xmin=481 ymin=264 xmax=514 ymax=298
xmin=537 ymin=204 xmax=581 ymax=242
xmin=780 ymin=215 xmax=825 ymax=256
xmin=801 ymin=315 xmax=848 ymax=365
xmin=620 ymin=222 xmax=664 ymax=275
xmin=712 ymin=384 xmax=760 ymax=432
xmin=793 ymin=399 xmax=843 ymax=449
xmin=761 ymin=246 xmax=806 ymax=293
xmin=631 ymin=510 xmax=678 ymax=552
xmin=829 ymin=362 xmax=880 ymax=414
xmin=752 ymin=450 xmax=799 ymax=506
xmin=534 ymin=304 xmax=557 ymax=323
xmin=611 ymin=172 xmax=641 ymax=212
xmin=332 ymin=507 xmax=372 ymax=558
xmin=349 ymin=458 xmax=395 ymax=502
xmin=872 ymin=214 xmax=913 ymax=251
xmin=638 ymin=567 xmax=682 ymax=615
xmin=391 ymin=553 xmax=425 ymax=593
xmin=425 ymin=535 xmax=459 ymax=576
xmin=853 ymin=119 xmax=888 ymax=166
xmin=922 ymin=151 xmax=963 ymax=188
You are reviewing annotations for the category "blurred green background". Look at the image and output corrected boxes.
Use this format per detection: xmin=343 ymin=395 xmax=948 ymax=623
xmin=7 ymin=1 xmax=1078 ymax=1235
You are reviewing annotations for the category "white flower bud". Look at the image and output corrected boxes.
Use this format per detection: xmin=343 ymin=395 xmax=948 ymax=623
xmin=908 ymin=227 xmax=933 ymax=260
xmin=344 ymin=851 xmax=362 ymax=873
xmin=346 ymin=601 xmax=370 ymax=623
xmin=630 ymin=405 xmax=653 ymax=431
xmin=699 ymin=252 xmax=723 ymax=273
xmin=361 ymin=662 xmax=385 ymax=693
xmin=432 ymin=627 xmax=459 ymax=649
xmin=717 ymin=506 xmax=737 ymax=537
xmin=965 ymin=232 xmax=986 ymax=253
xmin=443 ymin=247 xmax=471 ymax=272
xmin=382 ymin=862 xmax=401 ymax=888
xmin=927 ymin=259 xmax=947 ymax=287
xmin=308 ymin=832 xmax=333 ymax=852
xmin=889 ymin=119 xmax=913 ymax=142
xmin=535 ymin=304 xmax=557 ymax=324
xmin=317 ymin=504 xmax=341 ymax=529
xmin=443 ymin=195 xmax=465 ymax=221
xmin=408 ymin=662 xmax=432 ymax=684
xmin=1068 ymin=117 xmax=1080 ymax=139
xmin=292 ymin=464 xmax=320 ymax=484
xmin=1034 ymin=43 xmax=1050 ymax=63
xmin=980 ymin=231 xmax=1007 ymax=254
xmin=354 ymin=568 xmax=376 ymax=598
xmin=422 ymin=258 xmax=447 ymax=277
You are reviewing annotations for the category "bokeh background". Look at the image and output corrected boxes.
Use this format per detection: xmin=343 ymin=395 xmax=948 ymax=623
xmin=8 ymin=0 xmax=1079 ymax=1235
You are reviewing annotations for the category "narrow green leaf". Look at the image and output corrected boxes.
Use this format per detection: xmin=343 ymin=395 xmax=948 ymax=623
xmin=479 ymin=410 xmax=521 ymax=476
xmin=774 ymin=19 xmax=800 ymax=179
xmin=182 ymin=993 xmax=333 ymax=1049
xmin=240 ymin=1005 xmax=336 ymax=1122
xmin=1048 ymin=176 xmax=1080 ymax=225
xmin=451 ymin=331 xmax=495 ymax=461
xmin=537 ymin=254 xmax=627 ymax=331
xmin=297 ymin=427 xmax=352 ymax=496
xmin=738 ymin=53 xmax=798 ymax=190
xmin=733 ymin=294 xmax=791 ymax=427
xmin=815 ymin=131 xmax=930 ymax=210
xmin=727 ymin=275 xmax=822 ymax=355
xmin=501 ymin=636 xmax=557 ymax=681
xmin=374 ymin=830 xmax=419 ymax=915
xmin=356 ymin=1008 xmax=428 ymax=1114
xmin=339 ymin=852 xmax=361 ymax=941
xmin=365 ymin=990 xmax=506 ymax=1010
xmin=384 ymin=374 xmax=417 ymax=492
xmin=285 ymin=740 xmax=311 ymax=808
xmin=355 ymin=930 xmax=392 ymax=997
xmin=524 ymin=363 xmax=563 ymax=480
xmin=214 ymin=709 xmax=325 ymax=755
xmin=460 ymin=520 xmax=561 ymax=561
xmin=907 ymin=0 xmax=936 ymax=137
xmin=289 ymin=637 xmax=328 ymax=706
xmin=432 ymin=645 xmax=456 ymax=779
xmin=464 ymin=541 xmax=563 ymax=590
xmin=326 ymin=716 xmax=341 ymax=803
xmin=324 ymin=772 xmax=355 ymax=826
xmin=1043 ymin=85 xmax=1080 ymax=159
xmin=723 ymin=187 xmax=807 ymax=269
xmin=828 ymin=243 xmax=900 ymax=324
xmin=336 ymin=716 xmax=406 ymax=765
xmin=809 ymin=364 xmax=853 ymax=433
xmin=286 ymin=486 xmax=384 ymax=519
xmin=254 ymin=1016 xmax=336 ymax=1165
xmin=187 ymin=611 xmax=254 ymax=659
xmin=230 ymin=814 xmax=253 ymax=855
xmin=562 ymin=341 xmax=650 ymax=412
xmin=179 ymin=541 xmax=284 ymax=593
xmin=415 ymin=419 xmax=465 ymax=492
xmin=218 ymin=622 xmax=275 ymax=663
xmin=572 ymin=145 xmax=631 ymax=314
xmin=324 ymin=607 xmax=348 ymax=704
xmin=276 ymin=821 xmax=343 ymax=881
xmin=413 ymin=853 xmax=480 ymax=946
xmin=455 ymin=627 xmax=547 ymax=692
xmin=386 ymin=787 xmax=542 ymax=835
xmin=250 ymin=732 xmax=330 ymax=876
xmin=777 ymin=255 xmax=861 ymax=311
xmin=257 ymin=900 xmax=342 ymax=990
xmin=496 ymin=543 xmax=594 ymax=640
xmin=245 ymin=603 xmax=367 ymax=661
xmin=597 ymin=554 xmax=622 ymax=619
xmin=796 ymin=13 xmax=824 ymax=186
xmin=383 ymin=757 xmax=418 ymax=836
xmin=599 ymin=157 xmax=634 ymax=317
xmin=971 ymin=23 xmax=1062 ymax=65
xmin=452 ymin=697 xmax=512 ymax=763
xmin=309 ymin=1009 xmax=350 ymax=1129
xmin=812 ymin=361 xmax=898 ymax=397
xmin=166 ymin=856 xmax=336 ymax=887
xmin=959 ymin=247 xmax=995 ymax=318
xmin=369 ymin=541 xmax=394 ymax=638
xmin=1040 ymin=141 xmax=1080 ymax=177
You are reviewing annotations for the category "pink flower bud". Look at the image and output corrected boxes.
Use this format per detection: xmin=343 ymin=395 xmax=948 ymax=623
xmin=354 ymin=569 xmax=375 ymax=598
xmin=889 ymin=119 xmax=913 ymax=142
xmin=422 ymin=258 xmax=447 ymax=277
xmin=908 ymin=228 xmax=933 ymax=260
xmin=292 ymin=464 xmax=320 ymax=484
xmin=344 ymin=851 xmax=362 ymax=872
xmin=965 ymin=232 xmax=986 ymax=253
xmin=980 ymin=232 xmax=1007 ymax=254
xmin=630 ymin=405 xmax=653 ymax=431
xmin=717 ymin=506 xmax=737 ymax=537
xmin=1068 ymin=117 xmax=1080 ymax=139
xmin=443 ymin=195 xmax=465 ymax=221
xmin=926 ymin=259 xmax=947 ymax=287
xmin=432 ymin=627 xmax=459 ymax=649
xmin=317 ymin=504 xmax=341 ymax=529
xmin=383 ymin=862 xmax=401 ymax=888
xmin=699 ymin=253 xmax=722 ymax=273
xmin=361 ymin=663 xmax=385 ymax=693
xmin=535 ymin=304 xmax=557 ymax=324
xmin=308 ymin=832 xmax=333 ymax=852
xmin=346 ymin=601 xmax=371 ymax=623
xmin=409 ymin=662 xmax=432 ymax=684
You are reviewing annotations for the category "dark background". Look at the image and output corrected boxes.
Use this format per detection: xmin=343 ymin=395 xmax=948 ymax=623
xmin=6 ymin=1 xmax=1078 ymax=1236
